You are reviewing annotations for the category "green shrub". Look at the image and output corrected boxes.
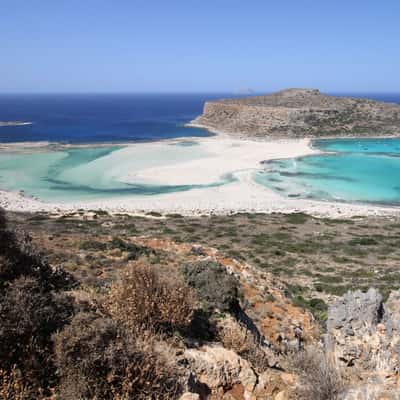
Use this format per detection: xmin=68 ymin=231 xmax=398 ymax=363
xmin=286 ymin=213 xmax=309 ymax=224
xmin=79 ymin=237 xmax=154 ymax=260
xmin=109 ymin=238 xmax=154 ymax=260
xmin=79 ymin=240 xmax=107 ymax=251
xmin=183 ymin=261 xmax=240 ymax=313
xmin=348 ymin=237 xmax=378 ymax=246
xmin=145 ymin=211 xmax=162 ymax=217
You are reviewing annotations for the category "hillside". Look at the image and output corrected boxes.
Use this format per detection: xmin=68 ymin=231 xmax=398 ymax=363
xmin=1 ymin=210 xmax=400 ymax=399
xmin=191 ymin=89 xmax=400 ymax=138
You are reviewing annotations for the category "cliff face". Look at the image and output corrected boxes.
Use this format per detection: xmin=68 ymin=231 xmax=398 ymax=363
xmin=191 ymin=88 xmax=400 ymax=138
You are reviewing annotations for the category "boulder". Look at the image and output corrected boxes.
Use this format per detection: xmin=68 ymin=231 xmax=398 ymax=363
xmin=252 ymin=371 xmax=293 ymax=399
xmin=179 ymin=393 xmax=200 ymax=400
xmin=185 ymin=345 xmax=257 ymax=399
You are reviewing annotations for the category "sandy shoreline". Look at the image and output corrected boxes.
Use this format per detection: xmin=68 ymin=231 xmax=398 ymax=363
xmin=0 ymin=133 xmax=399 ymax=218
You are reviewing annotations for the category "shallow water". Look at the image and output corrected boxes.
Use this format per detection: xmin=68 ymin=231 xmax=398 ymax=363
xmin=0 ymin=143 xmax=233 ymax=202
xmin=256 ymin=138 xmax=400 ymax=205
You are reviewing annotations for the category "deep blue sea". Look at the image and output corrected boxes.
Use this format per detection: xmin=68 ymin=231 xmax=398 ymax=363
xmin=0 ymin=93 xmax=233 ymax=143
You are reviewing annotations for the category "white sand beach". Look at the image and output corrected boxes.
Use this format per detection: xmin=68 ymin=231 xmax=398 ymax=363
xmin=1 ymin=135 xmax=400 ymax=218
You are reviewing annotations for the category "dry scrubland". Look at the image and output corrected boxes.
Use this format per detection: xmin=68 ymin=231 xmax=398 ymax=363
xmin=19 ymin=211 xmax=400 ymax=313
xmin=2 ymin=209 xmax=400 ymax=399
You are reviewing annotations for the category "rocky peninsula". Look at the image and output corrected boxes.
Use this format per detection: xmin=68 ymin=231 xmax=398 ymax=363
xmin=190 ymin=88 xmax=400 ymax=138
xmin=0 ymin=121 xmax=32 ymax=127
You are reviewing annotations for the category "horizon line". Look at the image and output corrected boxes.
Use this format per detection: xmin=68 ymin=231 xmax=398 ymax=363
xmin=0 ymin=90 xmax=400 ymax=95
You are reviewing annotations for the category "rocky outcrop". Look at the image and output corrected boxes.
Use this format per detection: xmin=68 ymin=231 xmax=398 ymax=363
xmin=185 ymin=345 xmax=258 ymax=398
xmin=214 ymin=253 xmax=319 ymax=352
xmin=185 ymin=345 xmax=293 ymax=400
xmin=191 ymin=88 xmax=400 ymax=138
xmin=136 ymin=236 xmax=400 ymax=398
xmin=326 ymin=288 xmax=400 ymax=398
xmin=180 ymin=393 xmax=201 ymax=400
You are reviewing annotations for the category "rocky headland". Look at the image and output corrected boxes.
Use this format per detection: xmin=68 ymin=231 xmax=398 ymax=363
xmin=0 ymin=121 xmax=32 ymax=126
xmin=190 ymin=88 xmax=400 ymax=138
xmin=0 ymin=121 xmax=32 ymax=127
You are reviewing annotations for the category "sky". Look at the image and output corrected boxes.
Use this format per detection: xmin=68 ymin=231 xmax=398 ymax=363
xmin=1 ymin=0 xmax=400 ymax=93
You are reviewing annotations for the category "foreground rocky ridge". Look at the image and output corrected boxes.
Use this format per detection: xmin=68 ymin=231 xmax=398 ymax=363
xmin=191 ymin=88 xmax=400 ymax=138
xmin=2 ymin=210 xmax=400 ymax=399
xmin=142 ymin=238 xmax=400 ymax=399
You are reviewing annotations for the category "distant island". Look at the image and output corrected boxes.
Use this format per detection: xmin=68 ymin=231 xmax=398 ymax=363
xmin=0 ymin=121 xmax=32 ymax=127
xmin=190 ymin=88 xmax=400 ymax=138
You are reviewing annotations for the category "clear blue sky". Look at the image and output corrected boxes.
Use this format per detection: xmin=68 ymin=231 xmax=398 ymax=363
xmin=1 ymin=0 xmax=399 ymax=93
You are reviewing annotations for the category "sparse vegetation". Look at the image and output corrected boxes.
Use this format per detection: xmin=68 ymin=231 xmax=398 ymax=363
xmin=290 ymin=346 xmax=345 ymax=400
xmin=3 ymin=208 xmax=400 ymax=398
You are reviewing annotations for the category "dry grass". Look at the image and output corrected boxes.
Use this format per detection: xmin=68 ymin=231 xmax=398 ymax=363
xmin=103 ymin=264 xmax=195 ymax=333
xmin=53 ymin=312 xmax=184 ymax=400
xmin=290 ymin=346 xmax=345 ymax=400
xmin=0 ymin=367 xmax=29 ymax=400
xmin=0 ymin=366 xmax=46 ymax=400
xmin=218 ymin=318 xmax=271 ymax=373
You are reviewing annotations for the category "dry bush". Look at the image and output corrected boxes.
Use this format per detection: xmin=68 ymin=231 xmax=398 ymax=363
xmin=0 ymin=209 xmax=74 ymax=393
xmin=0 ymin=367 xmax=30 ymax=400
xmin=0 ymin=276 xmax=73 ymax=388
xmin=290 ymin=346 xmax=345 ymax=400
xmin=53 ymin=312 xmax=184 ymax=400
xmin=0 ymin=208 xmax=75 ymax=293
xmin=218 ymin=318 xmax=271 ymax=373
xmin=103 ymin=264 xmax=194 ymax=333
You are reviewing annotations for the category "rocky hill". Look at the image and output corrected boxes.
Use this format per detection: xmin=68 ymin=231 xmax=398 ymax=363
xmin=191 ymin=89 xmax=400 ymax=138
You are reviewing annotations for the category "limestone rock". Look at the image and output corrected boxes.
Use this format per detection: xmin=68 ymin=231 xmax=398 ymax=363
xmin=253 ymin=371 xmax=293 ymax=399
xmin=326 ymin=288 xmax=400 ymax=396
xmin=274 ymin=391 xmax=289 ymax=400
xmin=185 ymin=345 xmax=257 ymax=398
xmin=179 ymin=393 xmax=201 ymax=400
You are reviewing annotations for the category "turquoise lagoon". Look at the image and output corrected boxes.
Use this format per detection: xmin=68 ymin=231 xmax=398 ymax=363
xmin=256 ymin=138 xmax=400 ymax=205
xmin=3 ymin=138 xmax=400 ymax=205
xmin=0 ymin=142 xmax=233 ymax=202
